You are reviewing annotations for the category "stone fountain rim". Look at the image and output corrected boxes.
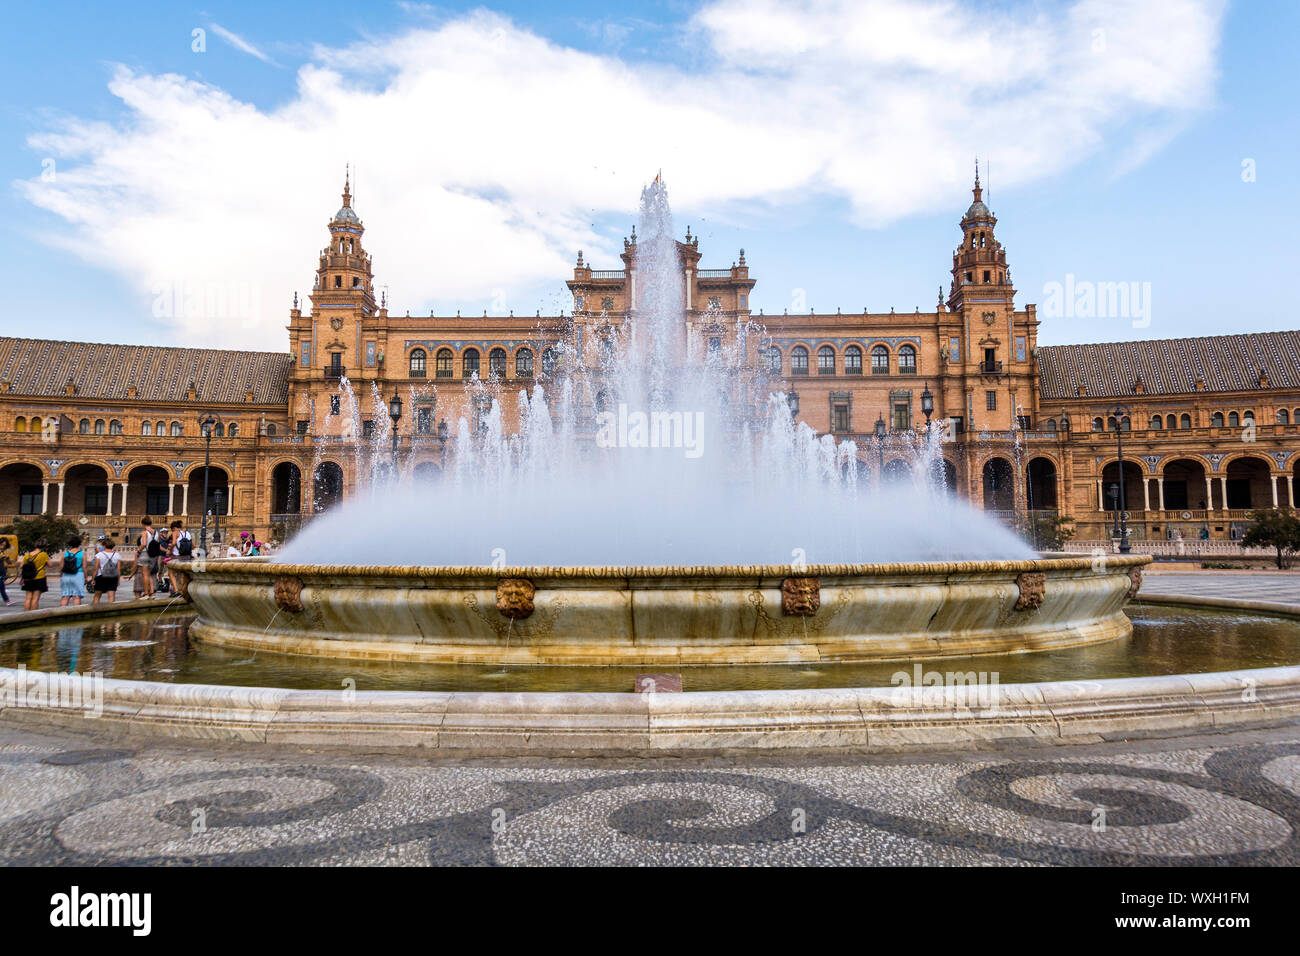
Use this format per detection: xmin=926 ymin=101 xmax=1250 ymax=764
xmin=191 ymin=554 xmax=1152 ymax=579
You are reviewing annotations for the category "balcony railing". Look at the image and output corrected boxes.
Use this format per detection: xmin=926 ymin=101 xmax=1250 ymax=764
xmin=324 ymin=366 xmax=347 ymax=380
xmin=590 ymin=270 xmax=625 ymax=279
xmin=979 ymin=360 xmax=1003 ymax=374
xmin=697 ymin=269 xmax=732 ymax=278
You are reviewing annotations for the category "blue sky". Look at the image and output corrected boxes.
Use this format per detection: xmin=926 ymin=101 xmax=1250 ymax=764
xmin=1 ymin=0 xmax=1296 ymax=351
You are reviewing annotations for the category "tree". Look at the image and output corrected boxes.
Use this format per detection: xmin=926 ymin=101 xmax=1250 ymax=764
xmin=1240 ymin=509 xmax=1300 ymax=570
xmin=0 ymin=513 xmax=82 ymax=553
xmin=1016 ymin=511 xmax=1075 ymax=551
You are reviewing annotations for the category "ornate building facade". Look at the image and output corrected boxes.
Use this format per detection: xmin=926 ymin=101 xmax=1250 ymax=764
xmin=1 ymin=173 xmax=1297 ymax=547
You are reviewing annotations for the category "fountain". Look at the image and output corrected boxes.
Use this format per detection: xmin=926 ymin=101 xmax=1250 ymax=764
xmin=180 ymin=176 xmax=1149 ymax=666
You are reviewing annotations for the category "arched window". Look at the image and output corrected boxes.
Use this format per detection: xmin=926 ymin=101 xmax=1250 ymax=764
xmin=462 ymin=348 xmax=480 ymax=378
xmin=213 ymin=422 xmax=224 ymax=437
xmin=409 ymin=348 xmax=427 ymax=378
xmin=515 ymin=348 xmax=534 ymax=378
xmin=489 ymin=347 xmax=507 ymax=377
xmin=871 ymin=345 xmax=889 ymax=374
xmin=94 ymin=419 xmax=105 ymax=435
xmin=844 ymin=345 xmax=862 ymax=375
xmin=142 ymin=421 xmax=153 ymax=436
xmin=817 ymin=345 xmax=835 ymax=375
xmin=1278 ymin=409 xmax=1291 ymax=424
xmin=434 ymin=348 xmax=453 ymax=378
xmin=1166 ymin=415 xmax=1176 ymax=429
xmin=1228 ymin=412 xmax=1239 ymax=427
xmin=1242 ymin=411 xmax=1254 ymax=424
xmin=898 ymin=344 xmax=917 ymax=374
xmin=1180 ymin=414 xmax=1192 ymax=429
xmin=267 ymin=424 xmax=277 ymax=436
xmin=79 ymin=419 xmax=89 ymax=434
xmin=1149 ymin=415 xmax=1162 ymax=430
xmin=542 ymin=348 xmax=559 ymax=376
xmin=1211 ymin=412 xmax=1225 ymax=427
xmin=1045 ymin=419 xmax=1057 ymax=431
xmin=228 ymin=423 xmax=239 ymax=437
xmin=155 ymin=420 xmax=165 ymax=436
xmin=13 ymin=416 xmax=25 ymax=432
xmin=764 ymin=346 xmax=782 ymax=374
xmin=1121 ymin=416 xmax=1131 ymax=431
xmin=1091 ymin=417 xmax=1103 ymax=432
xmin=109 ymin=420 xmax=122 ymax=435
xmin=790 ymin=346 xmax=809 ymax=375
xmin=170 ymin=421 xmax=182 ymax=436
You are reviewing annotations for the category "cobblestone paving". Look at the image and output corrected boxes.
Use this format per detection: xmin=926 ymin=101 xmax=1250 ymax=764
xmin=1 ymin=722 xmax=1297 ymax=866
xmin=1143 ymin=570 xmax=1300 ymax=607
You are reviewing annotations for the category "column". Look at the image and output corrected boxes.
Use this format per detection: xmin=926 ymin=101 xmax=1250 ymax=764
xmin=181 ymin=484 xmax=189 ymax=516
xmin=41 ymin=481 xmax=49 ymax=512
xmin=119 ymin=482 xmax=128 ymax=516
xmin=684 ymin=268 xmax=692 ymax=310
xmin=1096 ymin=478 xmax=1103 ymax=512
xmin=1271 ymin=474 xmax=1279 ymax=508
xmin=1219 ymin=476 xmax=1228 ymax=512
xmin=1142 ymin=478 xmax=1150 ymax=512
xmin=167 ymin=484 xmax=176 ymax=517
xmin=1205 ymin=476 xmax=1215 ymax=511
xmin=1157 ymin=477 xmax=1165 ymax=512
xmin=1289 ymin=476 xmax=1296 ymax=509
xmin=56 ymin=482 xmax=64 ymax=516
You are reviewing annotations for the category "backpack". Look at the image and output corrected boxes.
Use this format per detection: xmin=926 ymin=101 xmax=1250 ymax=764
xmin=20 ymin=557 xmax=37 ymax=580
xmin=61 ymin=550 xmax=81 ymax=575
xmin=98 ymin=552 xmax=120 ymax=578
xmin=177 ymin=532 xmax=193 ymax=557
xmin=146 ymin=532 xmax=161 ymax=558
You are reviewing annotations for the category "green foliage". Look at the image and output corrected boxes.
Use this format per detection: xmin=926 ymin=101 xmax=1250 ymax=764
xmin=1239 ymin=509 xmax=1300 ymax=570
xmin=1017 ymin=511 xmax=1075 ymax=551
xmin=0 ymin=513 xmax=81 ymax=553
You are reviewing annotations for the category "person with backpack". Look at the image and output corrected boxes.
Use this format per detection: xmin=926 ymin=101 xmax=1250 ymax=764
xmin=58 ymin=536 xmax=87 ymax=606
xmin=138 ymin=517 xmax=161 ymax=599
xmin=168 ymin=519 xmax=192 ymax=594
xmin=0 ymin=545 xmax=12 ymax=606
xmin=91 ymin=538 xmax=122 ymax=604
xmin=20 ymin=540 xmax=49 ymax=612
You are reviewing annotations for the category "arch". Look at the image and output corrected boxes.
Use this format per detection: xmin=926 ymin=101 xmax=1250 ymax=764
xmin=62 ymin=463 xmax=111 ymax=516
xmin=882 ymin=458 xmax=912 ymax=485
xmin=180 ymin=461 xmax=232 ymax=482
xmin=1222 ymin=454 xmax=1272 ymax=510
xmin=412 ymin=461 xmax=442 ymax=484
xmin=187 ymin=465 xmax=229 ymax=517
xmin=94 ymin=419 xmax=105 ymax=435
xmin=462 ymin=347 xmax=480 ymax=378
xmin=1165 ymin=414 xmax=1177 ymax=429
xmin=1161 ymin=457 xmax=1209 ymax=511
xmin=228 ymin=423 xmax=239 ymax=437
xmin=1227 ymin=411 xmax=1239 ymax=427
xmin=1148 ymin=415 xmax=1163 ymax=430
xmin=0 ymin=461 xmax=48 ymax=515
xmin=1277 ymin=409 xmax=1290 ymax=425
xmin=212 ymin=422 xmax=224 ymax=437
xmin=1210 ymin=411 xmax=1224 ymax=427
xmin=170 ymin=421 xmax=183 ymax=436
xmin=488 ymin=347 xmax=507 ymax=378
xmin=1179 ymin=413 xmax=1192 ymax=429
xmin=1099 ymin=460 xmax=1143 ymax=512
xmin=515 ymin=347 xmax=534 ymax=378
xmin=763 ymin=345 xmax=782 ymax=374
xmin=870 ymin=344 xmax=890 ymax=374
xmin=109 ymin=419 xmax=123 ymax=435
xmin=790 ymin=345 xmax=809 ymax=375
xmin=816 ymin=344 xmax=835 ymax=375
xmin=79 ymin=418 xmax=90 ymax=434
xmin=1026 ymin=456 xmax=1058 ymax=509
xmin=844 ymin=344 xmax=862 ymax=375
xmin=982 ymin=457 xmax=1014 ymax=511
xmin=408 ymin=347 xmax=427 ymax=378
xmin=13 ymin=416 xmax=25 ymax=433
xmin=141 ymin=421 xmax=153 ymax=436
xmin=271 ymin=462 xmax=302 ymax=514
xmin=897 ymin=343 xmax=917 ymax=374
xmin=124 ymin=463 xmax=172 ymax=517
xmin=312 ymin=461 xmax=345 ymax=512
xmin=434 ymin=348 xmax=453 ymax=378
xmin=1091 ymin=417 xmax=1104 ymax=432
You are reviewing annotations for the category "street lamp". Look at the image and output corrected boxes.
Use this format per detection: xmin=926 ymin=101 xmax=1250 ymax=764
xmin=437 ymin=417 xmax=450 ymax=469
xmin=786 ymin=388 xmax=799 ymax=419
xmin=1111 ymin=405 xmax=1131 ymax=553
xmin=1060 ymin=407 xmax=1070 ymax=435
xmin=388 ymin=391 xmax=402 ymax=474
xmin=213 ymin=488 xmax=224 ymax=545
xmin=199 ymin=414 xmax=216 ymax=555
xmin=874 ymin=413 xmax=887 ymax=484
xmin=921 ymin=383 xmax=934 ymax=428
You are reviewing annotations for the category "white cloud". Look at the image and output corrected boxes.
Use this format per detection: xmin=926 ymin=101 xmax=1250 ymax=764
xmin=18 ymin=0 xmax=1226 ymax=348
xmin=209 ymin=23 xmax=278 ymax=65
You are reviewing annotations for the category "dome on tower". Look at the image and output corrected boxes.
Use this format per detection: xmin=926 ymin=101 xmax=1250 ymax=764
xmin=964 ymin=198 xmax=991 ymax=220
xmin=333 ymin=204 xmax=359 ymax=224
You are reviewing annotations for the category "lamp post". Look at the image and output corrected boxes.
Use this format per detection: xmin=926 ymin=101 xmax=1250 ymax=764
xmin=388 ymin=391 xmax=402 ymax=476
xmin=437 ymin=418 xmax=450 ymax=470
xmin=213 ymin=488 xmax=223 ymax=545
xmin=1109 ymin=483 xmax=1121 ymax=547
xmin=199 ymin=414 xmax=215 ymax=555
xmin=874 ymin=413 xmax=887 ymax=485
xmin=1111 ymin=405 xmax=1131 ymax=553
xmin=1060 ymin=407 xmax=1070 ymax=437
xmin=786 ymin=388 xmax=799 ymax=420
xmin=921 ymin=383 xmax=934 ymax=429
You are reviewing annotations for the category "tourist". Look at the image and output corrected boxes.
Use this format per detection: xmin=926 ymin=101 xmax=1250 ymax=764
xmin=239 ymin=532 xmax=252 ymax=556
xmin=0 ymin=543 xmax=11 ymax=606
xmin=91 ymin=538 xmax=121 ymax=604
xmin=19 ymin=540 xmax=49 ymax=612
xmin=138 ymin=517 xmax=160 ymax=598
xmin=58 ymin=536 xmax=87 ymax=607
xmin=225 ymin=541 xmax=241 ymax=558
xmin=168 ymin=519 xmax=192 ymax=593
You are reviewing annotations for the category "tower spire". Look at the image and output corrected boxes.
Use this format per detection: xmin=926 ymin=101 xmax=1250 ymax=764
xmin=342 ymin=164 xmax=352 ymax=208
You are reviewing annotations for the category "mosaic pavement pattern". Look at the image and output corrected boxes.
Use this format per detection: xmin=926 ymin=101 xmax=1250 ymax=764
xmin=1 ymin=723 xmax=1297 ymax=866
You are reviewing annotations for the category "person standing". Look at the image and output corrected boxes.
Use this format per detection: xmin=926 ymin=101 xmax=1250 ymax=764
xmin=167 ymin=519 xmax=191 ymax=593
xmin=59 ymin=536 xmax=87 ymax=607
xmin=20 ymin=540 xmax=49 ymax=612
xmin=0 ymin=545 xmax=12 ymax=606
xmin=91 ymin=539 xmax=122 ymax=604
xmin=138 ymin=517 xmax=160 ymax=599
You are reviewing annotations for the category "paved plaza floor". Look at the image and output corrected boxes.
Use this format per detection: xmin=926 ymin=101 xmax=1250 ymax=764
xmin=1143 ymin=568 xmax=1300 ymax=607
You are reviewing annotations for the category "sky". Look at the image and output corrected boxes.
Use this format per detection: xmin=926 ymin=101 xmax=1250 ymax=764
xmin=1 ymin=0 xmax=1296 ymax=352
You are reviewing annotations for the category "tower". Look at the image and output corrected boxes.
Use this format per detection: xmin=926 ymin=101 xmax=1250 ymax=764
xmin=948 ymin=160 xmax=1013 ymax=314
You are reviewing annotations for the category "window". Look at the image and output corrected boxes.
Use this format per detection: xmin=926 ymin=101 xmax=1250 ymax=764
xmin=739 ymin=294 xmax=747 ymax=309
xmin=366 ymin=341 xmax=376 ymax=366
xmin=362 ymin=420 xmax=376 ymax=440
xmin=986 ymin=391 xmax=997 ymax=411
xmin=542 ymin=348 xmax=559 ymax=376
xmin=334 ymin=275 xmax=341 ymax=289
xmin=435 ymin=348 xmax=453 ymax=378
xmin=764 ymin=346 xmax=781 ymax=374
xmin=574 ymin=296 xmax=584 ymax=311
xmin=79 ymin=419 xmax=89 ymax=434
xmin=1016 ymin=415 xmax=1032 ymax=431
xmin=84 ymin=485 xmax=109 ymax=515
xmin=156 ymin=420 xmax=165 ymax=435
xmin=1045 ymin=419 xmax=1058 ymax=432
xmin=601 ymin=337 xmax=616 ymax=364
xmin=146 ymin=486 xmax=169 ymax=513
xmin=462 ymin=348 xmax=480 ymax=378
xmin=516 ymin=348 xmax=534 ymax=377
xmin=1149 ymin=416 xmax=1163 ymax=429
xmin=595 ymin=389 xmax=609 ymax=413
xmin=213 ymin=423 xmax=224 ymax=437
xmin=1211 ymin=412 xmax=1225 ymax=427
xmin=228 ymin=423 xmax=238 ymax=437
xmin=330 ymin=396 xmax=340 ymax=416
xmin=1180 ymin=414 xmax=1192 ymax=429
xmin=709 ymin=337 xmax=722 ymax=355
xmin=1279 ymin=409 xmax=1291 ymax=424
xmin=1092 ymin=417 xmax=1103 ymax=431
xmin=845 ymin=345 xmax=862 ymax=375
xmin=18 ymin=485 xmax=41 ymax=515
xmin=13 ymin=416 xmax=25 ymax=432
xmin=267 ymin=424 xmax=277 ymax=436
xmin=871 ymin=345 xmax=889 ymax=374
xmin=1121 ymin=416 xmax=1131 ymax=431
xmin=142 ymin=421 xmax=153 ymax=436
xmin=416 ymin=406 xmax=433 ymax=434
xmin=1228 ymin=412 xmax=1239 ymax=427
xmin=832 ymin=404 xmax=850 ymax=432
xmin=790 ymin=346 xmax=809 ymax=375
xmin=898 ymin=345 xmax=917 ymax=374
xmin=817 ymin=346 xmax=835 ymax=375
xmin=892 ymin=402 xmax=911 ymax=432
xmin=409 ymin=349 xmax=427 ymax=378
xmin=489 ymin=348 xmax=507 ymax=377
xmin=94 ymin=419 xmax=105 ymax=435
xmin=1166 ymin=415 xmax=1176 ymax=429
xmin=296 ymin=420 xmax=308 ymax=435
xmin=171 ymin=421 xmax=183 ymax=436
xmin=328 ymin=352 xmax=343 ymax=377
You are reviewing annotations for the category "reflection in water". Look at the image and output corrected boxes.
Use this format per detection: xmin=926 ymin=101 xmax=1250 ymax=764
xmin=0 ymin=604 xmax=1297 ymax=694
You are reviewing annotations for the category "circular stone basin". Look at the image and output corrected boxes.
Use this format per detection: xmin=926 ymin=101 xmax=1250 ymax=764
xmin=180 ymin=556 xmax=1152 ymax=666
